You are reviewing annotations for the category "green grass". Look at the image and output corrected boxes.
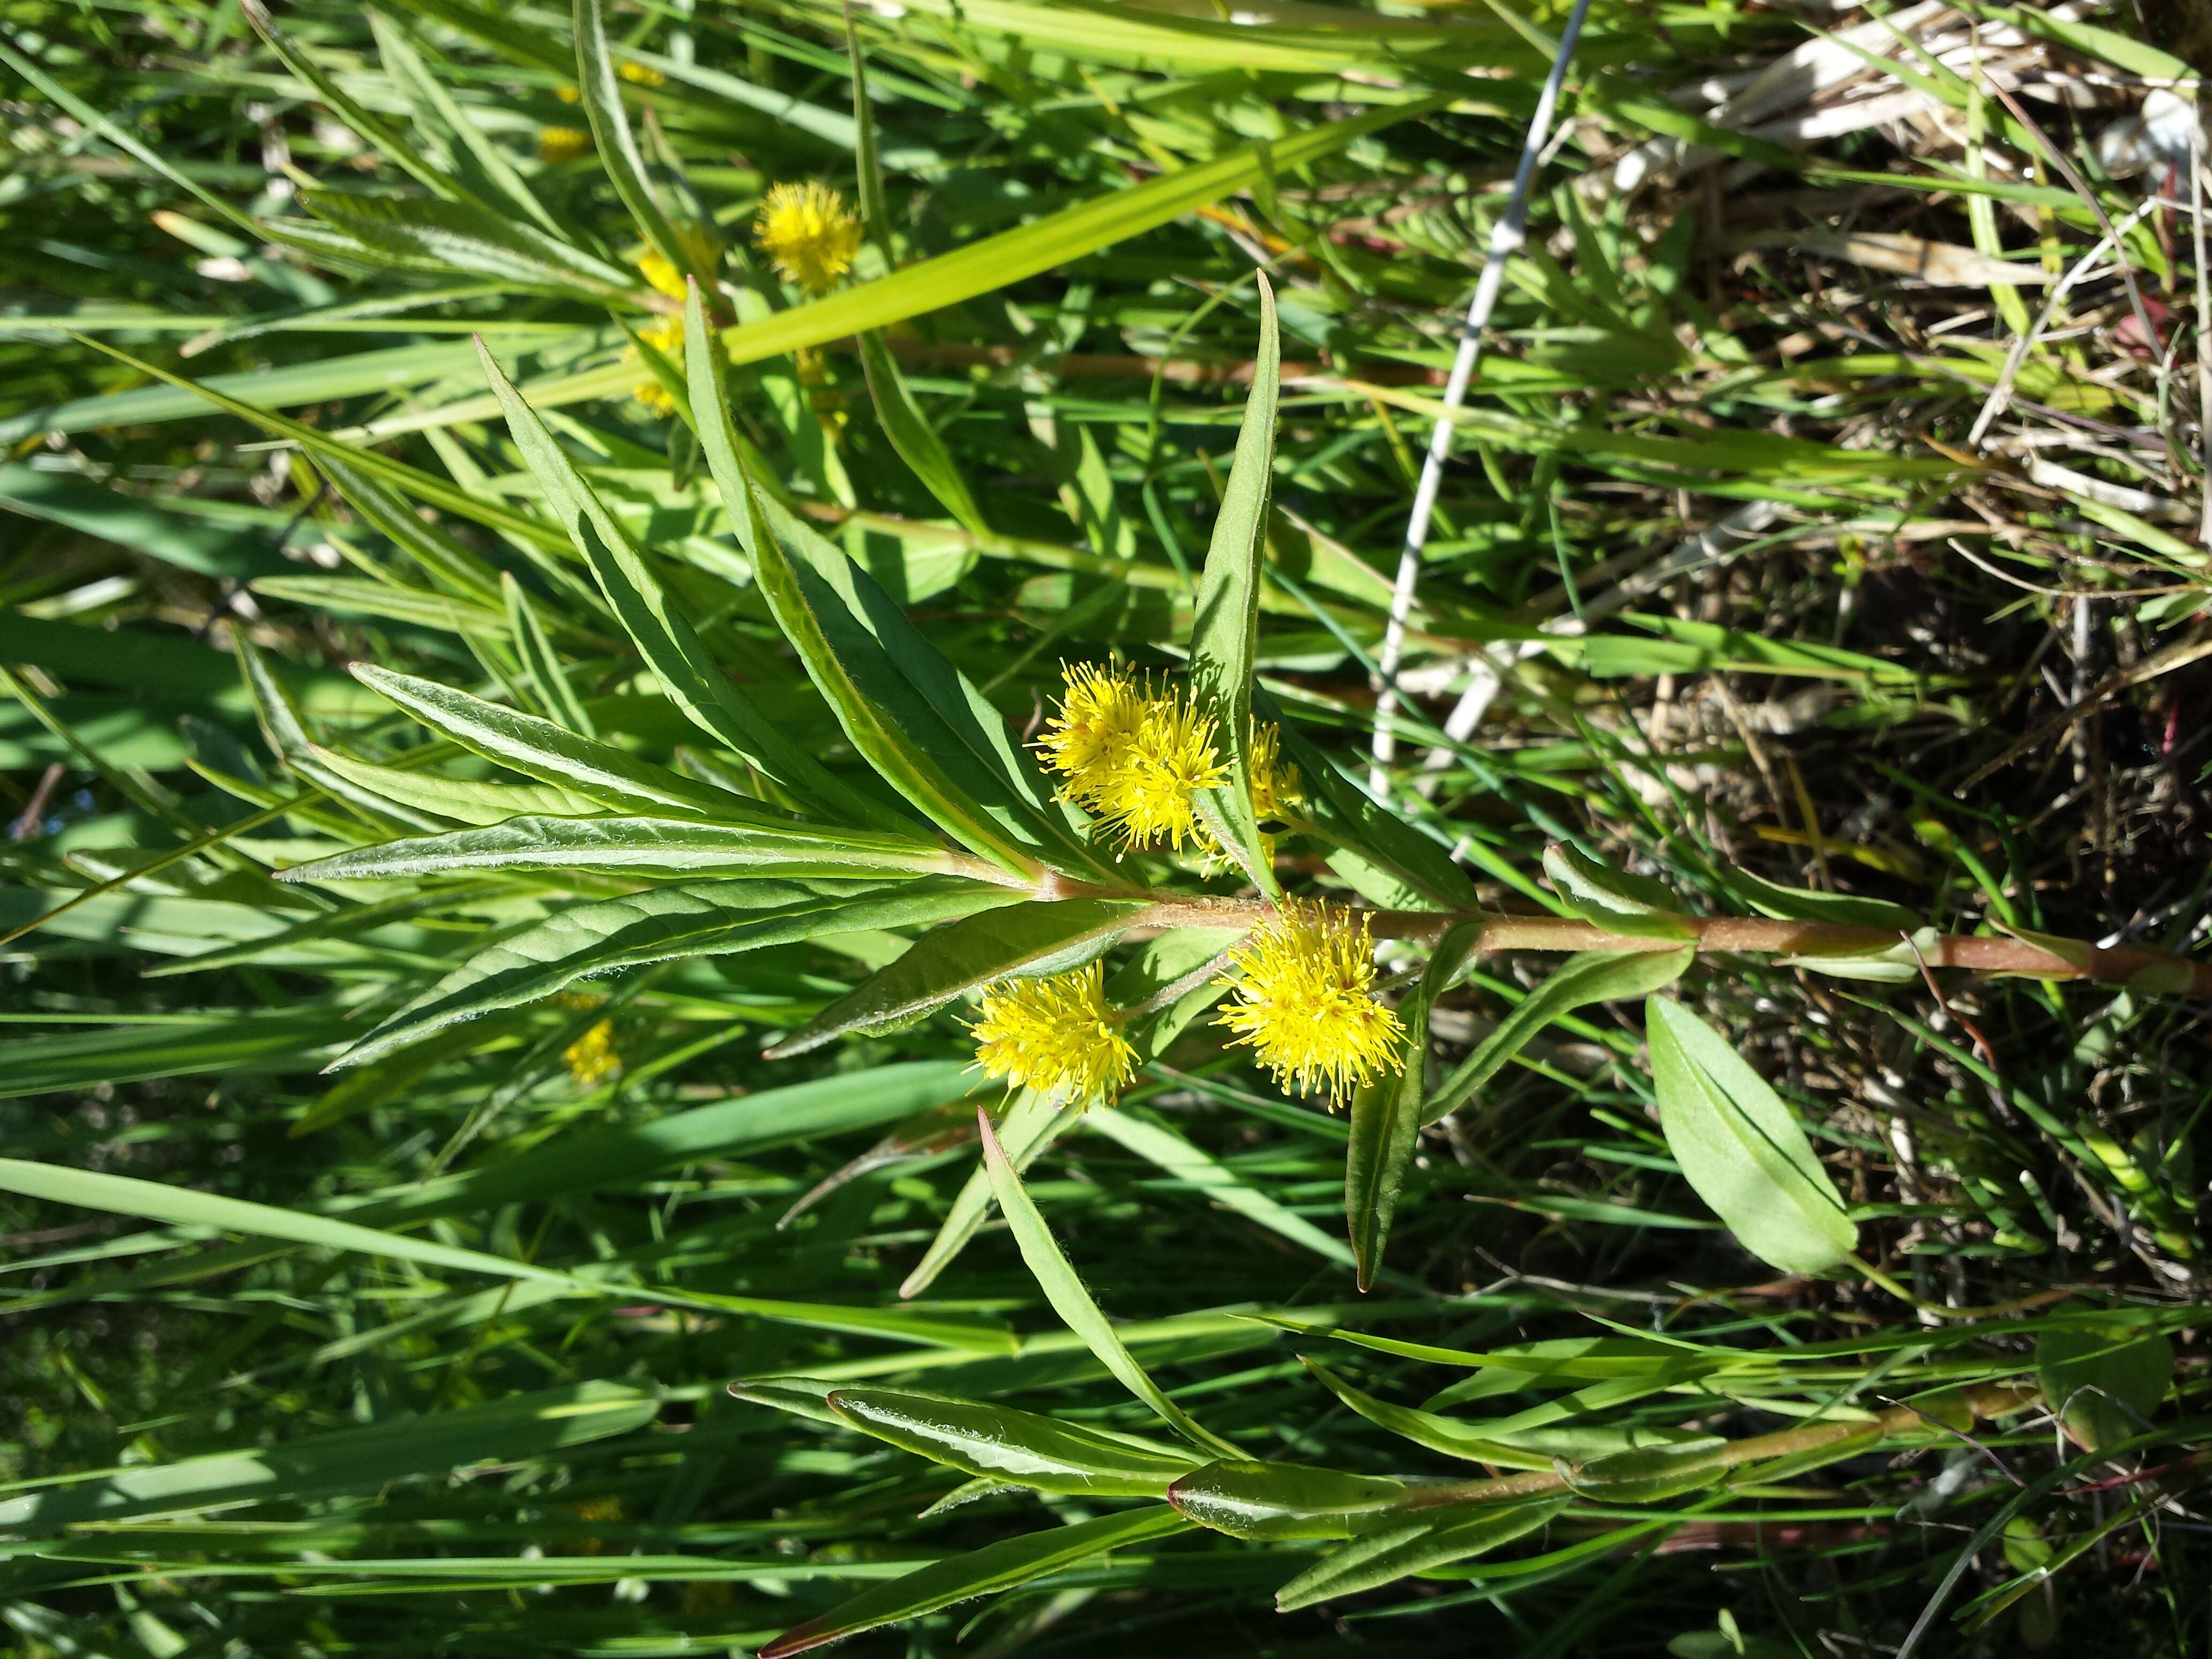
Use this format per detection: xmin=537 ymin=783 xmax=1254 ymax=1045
xmin=3 ymin=0 xmax=2210 ymax=1654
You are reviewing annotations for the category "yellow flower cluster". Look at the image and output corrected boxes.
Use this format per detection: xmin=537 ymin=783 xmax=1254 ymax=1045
xmin=1216 ymin=900 xmax=1402 ymax=1101
xmin=536 ymin=124 xmax=592 ymax=163
xmin=754 ymin=181 xmax=863 ymax=296
xmin=627 ymin=252 xmax=694 ymax=416
xmin=1038 ymin=663 xmax=1298 ymax=854
xmin=963 ymin=899 xmax=1402 ymax=1110
xmin=563 ymin=1018 xmax=622 ymax=1088
xmin=970 ymin=960 xmax=1135 ymax=1107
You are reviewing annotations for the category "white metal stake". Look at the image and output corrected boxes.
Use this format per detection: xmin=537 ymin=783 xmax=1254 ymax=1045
xmin=1367 ymin=0 xmax=1594 ymax=797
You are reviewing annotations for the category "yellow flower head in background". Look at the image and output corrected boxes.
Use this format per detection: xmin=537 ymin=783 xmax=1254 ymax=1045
xmin=970 ymin=961 xmax=1135 ymax=1106
xmin=536 ymin=124 xmax=592 ymax=163
xmin=637 ymin=250 xmax=687 ymax=301
xmin=629 ymin=313 xmax=685 ymax=415
xmin=754 ymin=182 xmax=864 ymax=296
xmin=563 ymin=1019 xmax=623 ymax=1088
xmin=616 ymin=59 xmax=666 ymax=87
xmin=1216 ymin=900 xmax=1402 ymax=1102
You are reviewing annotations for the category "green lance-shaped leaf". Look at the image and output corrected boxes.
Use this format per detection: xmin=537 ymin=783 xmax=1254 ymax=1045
xmin=1720 ymin=865 xmax=1922 ymax=931
xmin=300 ymin=748 xmax=600 ymax=827
xmin=367 ymin=9 xmax=565 ymax=239
xmin=1554 ymin=1436 xmax=1733 ymax=1503
xmin=252 ymin=574 xmax=506 ymax=636
xmin=572 ymin=0 xmax=690 ymax=281
xmin=501 ymin=571 xmax=594 ymax=736
xmin=1167 ymin=1459 xmax=1410 ymax=1540
xmin=300 ymin=189 xmax=641 ymax=300
xmin=1088 ymin=1104 xmax=1354 ymax=1269
xmin=232 ymin=634 xmax=440 ymax=830
xmin=844 ymin=0 xmax=891 ymax=254
xmin=1645 ymin=996 xmax=1858 ymax=1274
xmin=1272 ymin=712 xmax=1484 ymax=911
xmin=1185 ymin=274 xmax=1281 ymax=896
xmin=857 ymin=331 xmax=991 ymax=537
xmin=303 ymin=450 xmax=504 ymax=601
xmin=686 ymin=282 xmax=1089 ymax=880
xmin=759 ymin=1507 xmax=1192 ymax=1659
xmin=826 ymin=1386 xmax=1199 ymax=1496
xmin=350 ymin=663 xmax=748 ymax=819
xmin=342 ymin=95 xmax=1453 ymax=444
xmin=900 ymin=1085 xmax=1074 ymax=1299
xmin=978 ymin=1106 xmax=1242 ymax=1458
xmin=335 ymin=877 xmax=1021 ymax=1068
xmin=1544 ymin=843 xmax=1698 ymax=939
xmin=0 ymin=1380 xmax=656 ymax=1533
xmin=1425 ymin=946 xmax=1695 ymax=1124
xmin=472 ymin=338 xmax=902 ymax=827
xmin=768 ymin=898 xmax=1155 ymax=1059
xmin=240 ymin=0 xmax=458 ymax=205
xmin=2036 ymin=1324 xmax=2173 ymax=1453
xmin=1273 ymin=1497 xmax=1570 ymax=1612
xmin=280 ymin=814 xmax=960 ymax=884
xmin=1347 ymin=921 xmax=1479 ymax=1290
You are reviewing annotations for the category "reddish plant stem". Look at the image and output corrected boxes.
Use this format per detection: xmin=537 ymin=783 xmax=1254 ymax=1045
xmin=1116 ymin=896 xmax=2212 ymax=998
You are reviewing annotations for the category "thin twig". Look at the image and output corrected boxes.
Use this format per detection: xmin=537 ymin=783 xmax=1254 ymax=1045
xmin=1367 ymin=0 xmax=1593 ymax=795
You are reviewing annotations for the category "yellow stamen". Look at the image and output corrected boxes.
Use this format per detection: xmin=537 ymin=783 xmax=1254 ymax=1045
xmin=753 ymin=182 xmax=864 ymax=297
xmin=1249 ymin=718 xmax=1301 ymax=821
xmin=970 ymin=961 xmax=1135 ymax=1107
xmin=1216 ymin=900 xmax=1402 ymax=1102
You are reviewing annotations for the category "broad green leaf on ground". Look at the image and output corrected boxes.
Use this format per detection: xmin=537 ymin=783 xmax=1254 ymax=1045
xmin=758 ymin=1507 xmax=1192 ymax=1659
xmin=2035 ymin=1324 xmax=2173 ymax=1452
xmin=337 ymin=877 xmax=1021 ymax=1067
xmin=1186 ymin=274 xmax=1280 ymax=894
xmin=1645 ymin=997 xmax=1858 ymax=1274
xmin=280 ymin=814 xmax=961 ymax=884
xmin=768 ymin=898 xmax=1156 ymax=1058
xmin=1426 ymin=947 xmax=1695 ymax=1124
xmin=978 ymin=1107 xmax=1241 ymax=1458
xmin=1348 ymin=921 xmax=1479 ymax=1288
xmin=825 ymin=1387 xmax=1199 ymax=1495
